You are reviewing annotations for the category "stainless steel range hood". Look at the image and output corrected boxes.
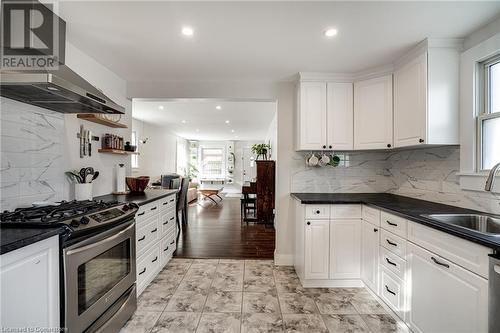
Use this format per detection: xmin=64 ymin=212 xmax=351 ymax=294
xmin=0 ymin=66 xmax=125 ymax=114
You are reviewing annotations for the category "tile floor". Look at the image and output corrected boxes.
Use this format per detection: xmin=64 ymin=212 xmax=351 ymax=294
xmin=121 ymin=259 xmax=409 ymax=333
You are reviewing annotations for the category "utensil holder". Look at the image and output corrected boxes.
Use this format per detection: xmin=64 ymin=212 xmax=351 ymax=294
xmin=75 ymin=183 xmax=92 ymax=201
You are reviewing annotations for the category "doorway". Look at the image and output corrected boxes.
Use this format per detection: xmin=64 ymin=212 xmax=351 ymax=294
xmin=132 ymin=98 xmax=277 ymax=259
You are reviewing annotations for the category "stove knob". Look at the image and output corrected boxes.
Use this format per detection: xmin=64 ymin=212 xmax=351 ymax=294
xmin=70 ymin=219 xmax=80 ymax=227
xmin=129 ymin=203 xmax=139 ymax=209
xmin=80 ymin=216 xmax=90 ymax=225
xmin=122 ymin=204 xmax=129 ymax=211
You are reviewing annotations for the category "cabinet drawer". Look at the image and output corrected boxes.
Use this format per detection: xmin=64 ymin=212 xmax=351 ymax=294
xmin=381 ymin=211 xmax=407 ymax=238
xmin=137 ymin=245 xmax=160 ymax=288
xmin=380 ymin=266 xmax=406 ymax=320
xmin=160 ymin=210 xmax=176 ymax=238
xmin=380 ymin=246 xmax=406 ymax=279
xmin=136 ymin=216 xmax=159 ymax=256
xmin=159 ymin=195 xmax=176 ymax=212
xmin=331 ymin=204 xmax=362 ymax=218
xmin=160 ymin=233 xmax=176 ymax=266
xmin=380 ymin=229 xmax=407 ymax=259
xmin=305 ymin=205 xmax=330 ymax=219
xmin=362 ymin=205 xmax=380 ymax=226
xmin=407 ymin=221 xmax=492 ymax=278
xmin=136 ymin=201 xmax=160 ymax=221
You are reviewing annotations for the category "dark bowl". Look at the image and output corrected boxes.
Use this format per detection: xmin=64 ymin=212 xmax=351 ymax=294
xmin=126 ymin=176 xmax=150 ymax=192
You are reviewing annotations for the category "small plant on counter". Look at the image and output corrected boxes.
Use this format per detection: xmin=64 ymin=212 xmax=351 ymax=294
xmin=251 ymin=143 xmax=272 ymax=160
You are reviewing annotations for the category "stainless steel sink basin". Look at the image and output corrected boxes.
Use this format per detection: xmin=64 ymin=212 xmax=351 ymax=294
xmin=421 ymin=214 xmax=500 ymax=235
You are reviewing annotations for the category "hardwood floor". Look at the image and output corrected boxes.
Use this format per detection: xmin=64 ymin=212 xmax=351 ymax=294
xmin=174 ymin=197 xmax=275 ymax=259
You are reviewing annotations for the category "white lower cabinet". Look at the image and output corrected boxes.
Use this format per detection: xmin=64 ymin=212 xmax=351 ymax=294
xmin=330 ymin=219 xmax=361 ymax=279
xmin=380 ymin=266 xmax=406 ymax=320
xmin=361 ymin=220 xmax=379 ymax=293
xmin=297 ymin=202 xmax=491 ymax=333
xmin=407 ymin=242 xmax=488 ymax=333
xmin=304 ymin=219 xmax=330 ymax=279
xmin=0 ymin=236 xmax=60 ymax=329
xmin=136 ymin=193 xmax=177 ymax=295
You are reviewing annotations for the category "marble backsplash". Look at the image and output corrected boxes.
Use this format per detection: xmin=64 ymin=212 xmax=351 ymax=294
xmin=291 ymin=146 xmax=500 ymax=215
xmin=0 ymin=97 xmax=67 ymax=211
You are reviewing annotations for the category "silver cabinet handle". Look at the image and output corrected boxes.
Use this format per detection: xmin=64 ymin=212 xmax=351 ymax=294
xmin=431 ymin=256 xmax=449 ymax=268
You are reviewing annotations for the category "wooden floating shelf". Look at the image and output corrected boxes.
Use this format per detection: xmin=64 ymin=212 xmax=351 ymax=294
xmin=77 ymin=114 xmax=128 ymax=128
xmin=98 ymin=148 xmax=139 ymax=155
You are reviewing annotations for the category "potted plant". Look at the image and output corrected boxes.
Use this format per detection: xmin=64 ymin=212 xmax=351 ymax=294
xmin=251 ymin=143 xmax=272 ymax=160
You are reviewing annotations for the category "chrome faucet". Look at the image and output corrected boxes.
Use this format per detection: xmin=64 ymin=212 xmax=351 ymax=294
xmin=485 ymin=162 xmax=500 ymax=191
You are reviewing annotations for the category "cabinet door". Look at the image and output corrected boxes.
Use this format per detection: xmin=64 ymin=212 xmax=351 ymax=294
xmin=394 ymin=53 xmax=427 ymax=148
xmin=297 ymin=82 xmax=327 ymax=150
xmin=305 ymin=219 xmax=330 ymax=279
xmin=0 ymin=236 xmax=59 ymax=329
xmin=327 ymin=82 xmax=353 ymax=150
xmin=354 ymin=75 xmax=393 ymax=150
xmin=361 ymin=221 xmax=379 ymax=292
xmin=329 ymin=219 xmax=361 ymax=279
xmin=407 ymin=242 xmax=488 ymax=333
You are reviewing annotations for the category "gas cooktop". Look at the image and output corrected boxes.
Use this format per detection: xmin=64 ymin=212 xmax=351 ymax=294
xmin=0 ymin=200 xmax=138 ymax=237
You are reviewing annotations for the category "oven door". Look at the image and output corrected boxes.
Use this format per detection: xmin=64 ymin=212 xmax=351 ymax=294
xmin=63 ymin=220 xmax=136 ymax=333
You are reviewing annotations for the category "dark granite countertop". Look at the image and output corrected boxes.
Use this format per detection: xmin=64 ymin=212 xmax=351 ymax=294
xmin=94 ymin=189 xmax=178 ymax=206
xmin=291 ymin=192 xmax=500 ymax=251
xmin=1 ymin=227 xmax=65 ymax=255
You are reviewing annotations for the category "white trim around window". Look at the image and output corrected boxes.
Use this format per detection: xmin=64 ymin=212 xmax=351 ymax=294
xmin=459 ymin=30 xmax=500 ymax=193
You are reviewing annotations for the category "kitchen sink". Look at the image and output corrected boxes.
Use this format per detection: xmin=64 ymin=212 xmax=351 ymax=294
xmin=421 ymin=214 xmax=500 ymax=235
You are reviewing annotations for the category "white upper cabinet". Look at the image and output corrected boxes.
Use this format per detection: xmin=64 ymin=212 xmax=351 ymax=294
xmin=295 ymin=78 xmax=353 ymax=151
xmin=327 ymin=83 xmax=354 ymax=150
xmin=296 ymin=81 xmax=327 ymax=150
xmin=393 ymin=40 xmax=460 ymax=148
xmin=393 ymin=53 xmax=427 ymax=147
xmin=354 ymin=75 xmax=393 ymax=150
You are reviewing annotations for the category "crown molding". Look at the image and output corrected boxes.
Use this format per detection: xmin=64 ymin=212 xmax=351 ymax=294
xmin=297 ymin=38 xmax=464 ymax=83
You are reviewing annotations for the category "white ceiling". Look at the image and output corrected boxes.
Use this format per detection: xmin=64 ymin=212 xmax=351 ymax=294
xmin=133 ymin=99 xmax=276 ymax=141
xmin=58 ymin=1 xmax=500 ymax=83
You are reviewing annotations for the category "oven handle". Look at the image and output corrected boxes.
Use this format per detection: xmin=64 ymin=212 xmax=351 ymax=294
xmin=65 ymin=222 xmax=135 ymax=256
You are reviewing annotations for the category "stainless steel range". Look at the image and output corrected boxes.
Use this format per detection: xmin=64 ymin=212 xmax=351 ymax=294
xmin=0 ymin=200 xmax=139 ymax=333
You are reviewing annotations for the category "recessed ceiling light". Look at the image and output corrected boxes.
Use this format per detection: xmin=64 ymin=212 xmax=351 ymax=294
xmin=231 ymin=129 xmax=235 ymax=133
xmin=181 ymin=120 xmax=187 ymax=124
xmin=225 ymin=120 xmax=230 ymax=124
xmin=182 ymin=26 xmax=194 ymax=37
xmin=158 ymin=105 xmax=164 ymax=110
xmin=215 ymin=105 xmax=222 ymax=110
xmin=324 ymin=28 xmax=338 ymax=38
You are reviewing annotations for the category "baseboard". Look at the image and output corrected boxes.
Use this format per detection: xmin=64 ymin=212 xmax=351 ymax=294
xmin=300 ymin=279 xmax=364 ymax=288
xmin=274 ymin=252 xmax=294 ymax=266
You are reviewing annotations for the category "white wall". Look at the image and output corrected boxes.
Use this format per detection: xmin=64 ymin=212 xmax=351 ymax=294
xmin=131 ymin=118 xmax=181 ymax=181
xmin=63 ymin=42 xmax=132 ymax=198
xmin=0 ymin=41 xmax=132 ymax=209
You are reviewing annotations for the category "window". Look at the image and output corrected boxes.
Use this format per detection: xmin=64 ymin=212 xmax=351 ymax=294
xmin=200 ymin=147 xmax=224 ymax=178
xmin=131 ymin=131 xmax=139 ymax=168
xmin=478 ymin=55 xmax=500 ymax=170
